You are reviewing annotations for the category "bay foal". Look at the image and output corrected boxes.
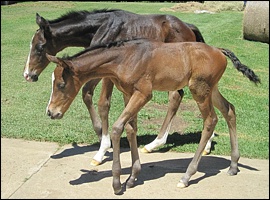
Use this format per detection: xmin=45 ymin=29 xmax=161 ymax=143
xmin=46 ymin=39 xmax=260 ymax=194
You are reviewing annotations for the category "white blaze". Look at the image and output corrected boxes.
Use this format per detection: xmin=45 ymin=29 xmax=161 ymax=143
xmin=23 ymin=35 xmax=34 ymax=79
xmin=46 ymin=72 xmax=55 ymax=114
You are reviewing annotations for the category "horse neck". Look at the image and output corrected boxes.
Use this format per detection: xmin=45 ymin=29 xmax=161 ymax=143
xmin=72 ymin=48 xmax=121 ymax=83
xmin=49 ymin=12 xmax=111 ymax=50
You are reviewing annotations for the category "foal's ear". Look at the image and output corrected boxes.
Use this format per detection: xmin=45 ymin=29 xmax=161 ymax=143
xmin=46 ymin=53 xmax=59 ymax=64
xmin=46 ymin=53 xmax=72 ymax=71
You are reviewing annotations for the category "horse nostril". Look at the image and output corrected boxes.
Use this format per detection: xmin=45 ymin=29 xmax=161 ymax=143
xmin=23 ymin=73 xmax=29 ymax=80
xmin=47 ymin=110 xmax=51 ymax=117
xmin=55 ymin=112 xmax=63 ymax=119
xmin=47 ymin=110 xmax=62 ymax=119
xmin=31 ymin=74 xmax=38 ymax=82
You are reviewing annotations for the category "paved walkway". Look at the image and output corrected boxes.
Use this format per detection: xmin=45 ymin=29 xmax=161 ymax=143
xmin=1 ymin=138 xmax=269 ymax=199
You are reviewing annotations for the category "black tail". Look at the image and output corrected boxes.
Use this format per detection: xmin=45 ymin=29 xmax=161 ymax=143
xmin=220 ymin=48 xmax=261 ymax=85
xmin=185 ymin=22 xmax=205 ymax=43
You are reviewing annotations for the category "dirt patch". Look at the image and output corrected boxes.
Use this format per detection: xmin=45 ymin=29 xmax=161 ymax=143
xmin=142 ymin=100 xmax=199 ymax=134
xmin=160 ymin=1 xmax=244 ymax=13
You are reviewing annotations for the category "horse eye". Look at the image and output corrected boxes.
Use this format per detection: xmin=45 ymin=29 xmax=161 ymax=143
xmin=36 ymin=44 xmax=44 ymax=54
xmin=57 ymin=82 xmax=65 ymax=89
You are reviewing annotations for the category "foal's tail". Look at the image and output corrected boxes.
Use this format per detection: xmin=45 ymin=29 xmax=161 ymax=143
xmin=219 ymin=48 xmax=261 ymax=85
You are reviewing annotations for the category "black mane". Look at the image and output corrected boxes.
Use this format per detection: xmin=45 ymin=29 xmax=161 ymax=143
xmin=63 ymin=38 xmax=146 ymax=60
xmin=48 ymin=8 xmax=122 ymax=24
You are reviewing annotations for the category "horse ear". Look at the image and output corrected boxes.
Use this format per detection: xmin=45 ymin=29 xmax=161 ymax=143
xmin=46 ymin=53 xmax=59 ymax=64
xmin=46 ymin=53 xmax=73 ymax=71
xmin=36 ymin=13 xmax=51 ymax=35
xmin=36 ymin=13 xmax=48 ymax=28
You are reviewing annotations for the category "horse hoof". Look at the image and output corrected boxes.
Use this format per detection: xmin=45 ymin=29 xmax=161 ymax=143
xmin=126 ymin=182 xmax=134 ymax=189
xmin=126 ymin=177 xmax=136 ymax=189
xmin=90 ymin=159 xmax=101 ymax=166
xmin=114 ymin=187 xmax=122 ymax=195
xmin=140 ymin=147 xmax=151 ymax=153
xmin=227 ymin=167 xmax=239 ymax=176
xmin=202 ymin=150 xmax=210 ymax=155
xmin=177 ymin=181 xmax=188 ymax=188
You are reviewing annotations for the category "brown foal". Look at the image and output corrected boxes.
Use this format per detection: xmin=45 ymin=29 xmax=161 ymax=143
xmin=45 ymin=39 xmax=260 ymax=194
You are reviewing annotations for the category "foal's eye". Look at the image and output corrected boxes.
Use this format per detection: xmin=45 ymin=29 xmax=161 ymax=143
xmin=57 ymin=82 xmax=65 ymax=89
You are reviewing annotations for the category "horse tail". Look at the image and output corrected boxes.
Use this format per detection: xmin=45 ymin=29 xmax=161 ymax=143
xmin=185 ymin=22 xmax=205 ymax=43
xmin=219 ymin=48 xmax=261 ymax=85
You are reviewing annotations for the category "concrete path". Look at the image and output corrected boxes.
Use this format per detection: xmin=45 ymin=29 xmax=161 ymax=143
xmin=1 ymin=138 xmax=269 ymax=199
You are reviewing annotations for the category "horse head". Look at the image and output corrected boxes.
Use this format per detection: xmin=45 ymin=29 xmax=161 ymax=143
xmin=23 ymin=13 xmax=56 ymax=82
xmin=45 ymin=54 xmax=79 ymax=119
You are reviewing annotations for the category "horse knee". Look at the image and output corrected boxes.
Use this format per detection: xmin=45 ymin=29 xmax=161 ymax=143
xmin=126 ymin=123 xmax=136 ymax=135
xmin=98 ymin=97 xmax=110 ymax=110
xmin=204 ymin=114 xmax=218 ymax=133
xmin=212 ymin=115 xmax=218 ymax=126
xmin=82 ymin=79 xmax=101 ymax=104
xmin=82 ymin=85 xmax=94 ymax=104
xmin=168 ymin=91 xmax=183 ymax=113
xmin=228 ymin=103 xmax=236 ymax=120
xmin=170 ymin=90 xmax=183 ymax=101
xmin=111 ymin=124 xmax=124 ymax=141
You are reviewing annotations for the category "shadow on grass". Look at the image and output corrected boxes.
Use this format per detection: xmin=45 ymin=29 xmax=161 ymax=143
xmin=50 ymin=131 xmax=219 ymax=161
xmin=50 ymin=131 xmax=209 ymax=159
xmin=138 ymin=131 xmax=217 ymax=152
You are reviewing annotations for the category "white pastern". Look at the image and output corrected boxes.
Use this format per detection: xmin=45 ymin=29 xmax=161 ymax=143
xmin=92 ymin=134 xmax=111 ymax=163
xmin=144 ymin=121 xmax=172 ymax=152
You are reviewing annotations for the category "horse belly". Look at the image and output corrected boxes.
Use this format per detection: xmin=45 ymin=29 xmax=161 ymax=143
xmin=152 ymin=72 xmax=189 ymax=91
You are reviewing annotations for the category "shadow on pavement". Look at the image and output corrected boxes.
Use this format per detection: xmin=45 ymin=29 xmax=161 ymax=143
xmin=68 ymin=155 xmax=259 ymax=188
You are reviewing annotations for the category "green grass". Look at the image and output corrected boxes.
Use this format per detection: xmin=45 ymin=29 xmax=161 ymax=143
xmin=1 ymin=1 xmax=269 ymax=159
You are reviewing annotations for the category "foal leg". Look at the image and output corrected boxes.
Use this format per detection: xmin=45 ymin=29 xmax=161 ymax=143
xmin=142 ymin=89 xmax=215 ymax=154
xmin=212 ymin=86 xmax=239 ymax=175
xmin=91 ymin=78 xmax=114 ymax=166
xmin=122 ymin=94 xmax=141 ymax=189
xmin=111 ymin=91 xmax=150 ymax=194
xmin=142 ymin=90 xmax=183 ymax=152
xmin=178 ymin=90 xmax=218 ymax=188
xmin=125 ymin=115 xmax=141 ymax=189
xmin=82 ymin=78 xmax=102 ymax=138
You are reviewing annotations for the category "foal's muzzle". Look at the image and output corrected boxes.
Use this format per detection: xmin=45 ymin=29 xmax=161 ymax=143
xmin=47 ymin=110 xmax=63 ymax=119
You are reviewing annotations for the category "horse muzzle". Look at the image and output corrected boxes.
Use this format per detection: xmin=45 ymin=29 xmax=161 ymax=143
xmin=23 ymin=72 xmax=39 ymax=82
xmin=47 ymin=109 xmax=63 ymax=119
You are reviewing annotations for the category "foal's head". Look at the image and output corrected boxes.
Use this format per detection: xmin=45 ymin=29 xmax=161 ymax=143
xmin=23 ymin=13 xmax=56 ymax=82
xmin=45 ymin=54 xmax=81 ymax=119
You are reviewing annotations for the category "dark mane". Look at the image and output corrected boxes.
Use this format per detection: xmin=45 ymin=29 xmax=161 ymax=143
xmin=63 ymin=38 xmax=146 ymax=60
xmin=48 ymin=8 xmax=122 ymax=24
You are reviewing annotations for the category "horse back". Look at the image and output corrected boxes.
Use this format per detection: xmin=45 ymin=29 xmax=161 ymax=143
xmin=91 ymin=10 xmax=196 ymax=45
xmin=146 ymin=42 xmax=227 ymax=91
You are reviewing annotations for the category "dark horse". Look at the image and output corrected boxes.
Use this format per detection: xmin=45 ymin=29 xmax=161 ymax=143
xmin=45 ymin=38 xmax=260 ymax=194
xmin=23 ymin=9 xmax=210 ymax=166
